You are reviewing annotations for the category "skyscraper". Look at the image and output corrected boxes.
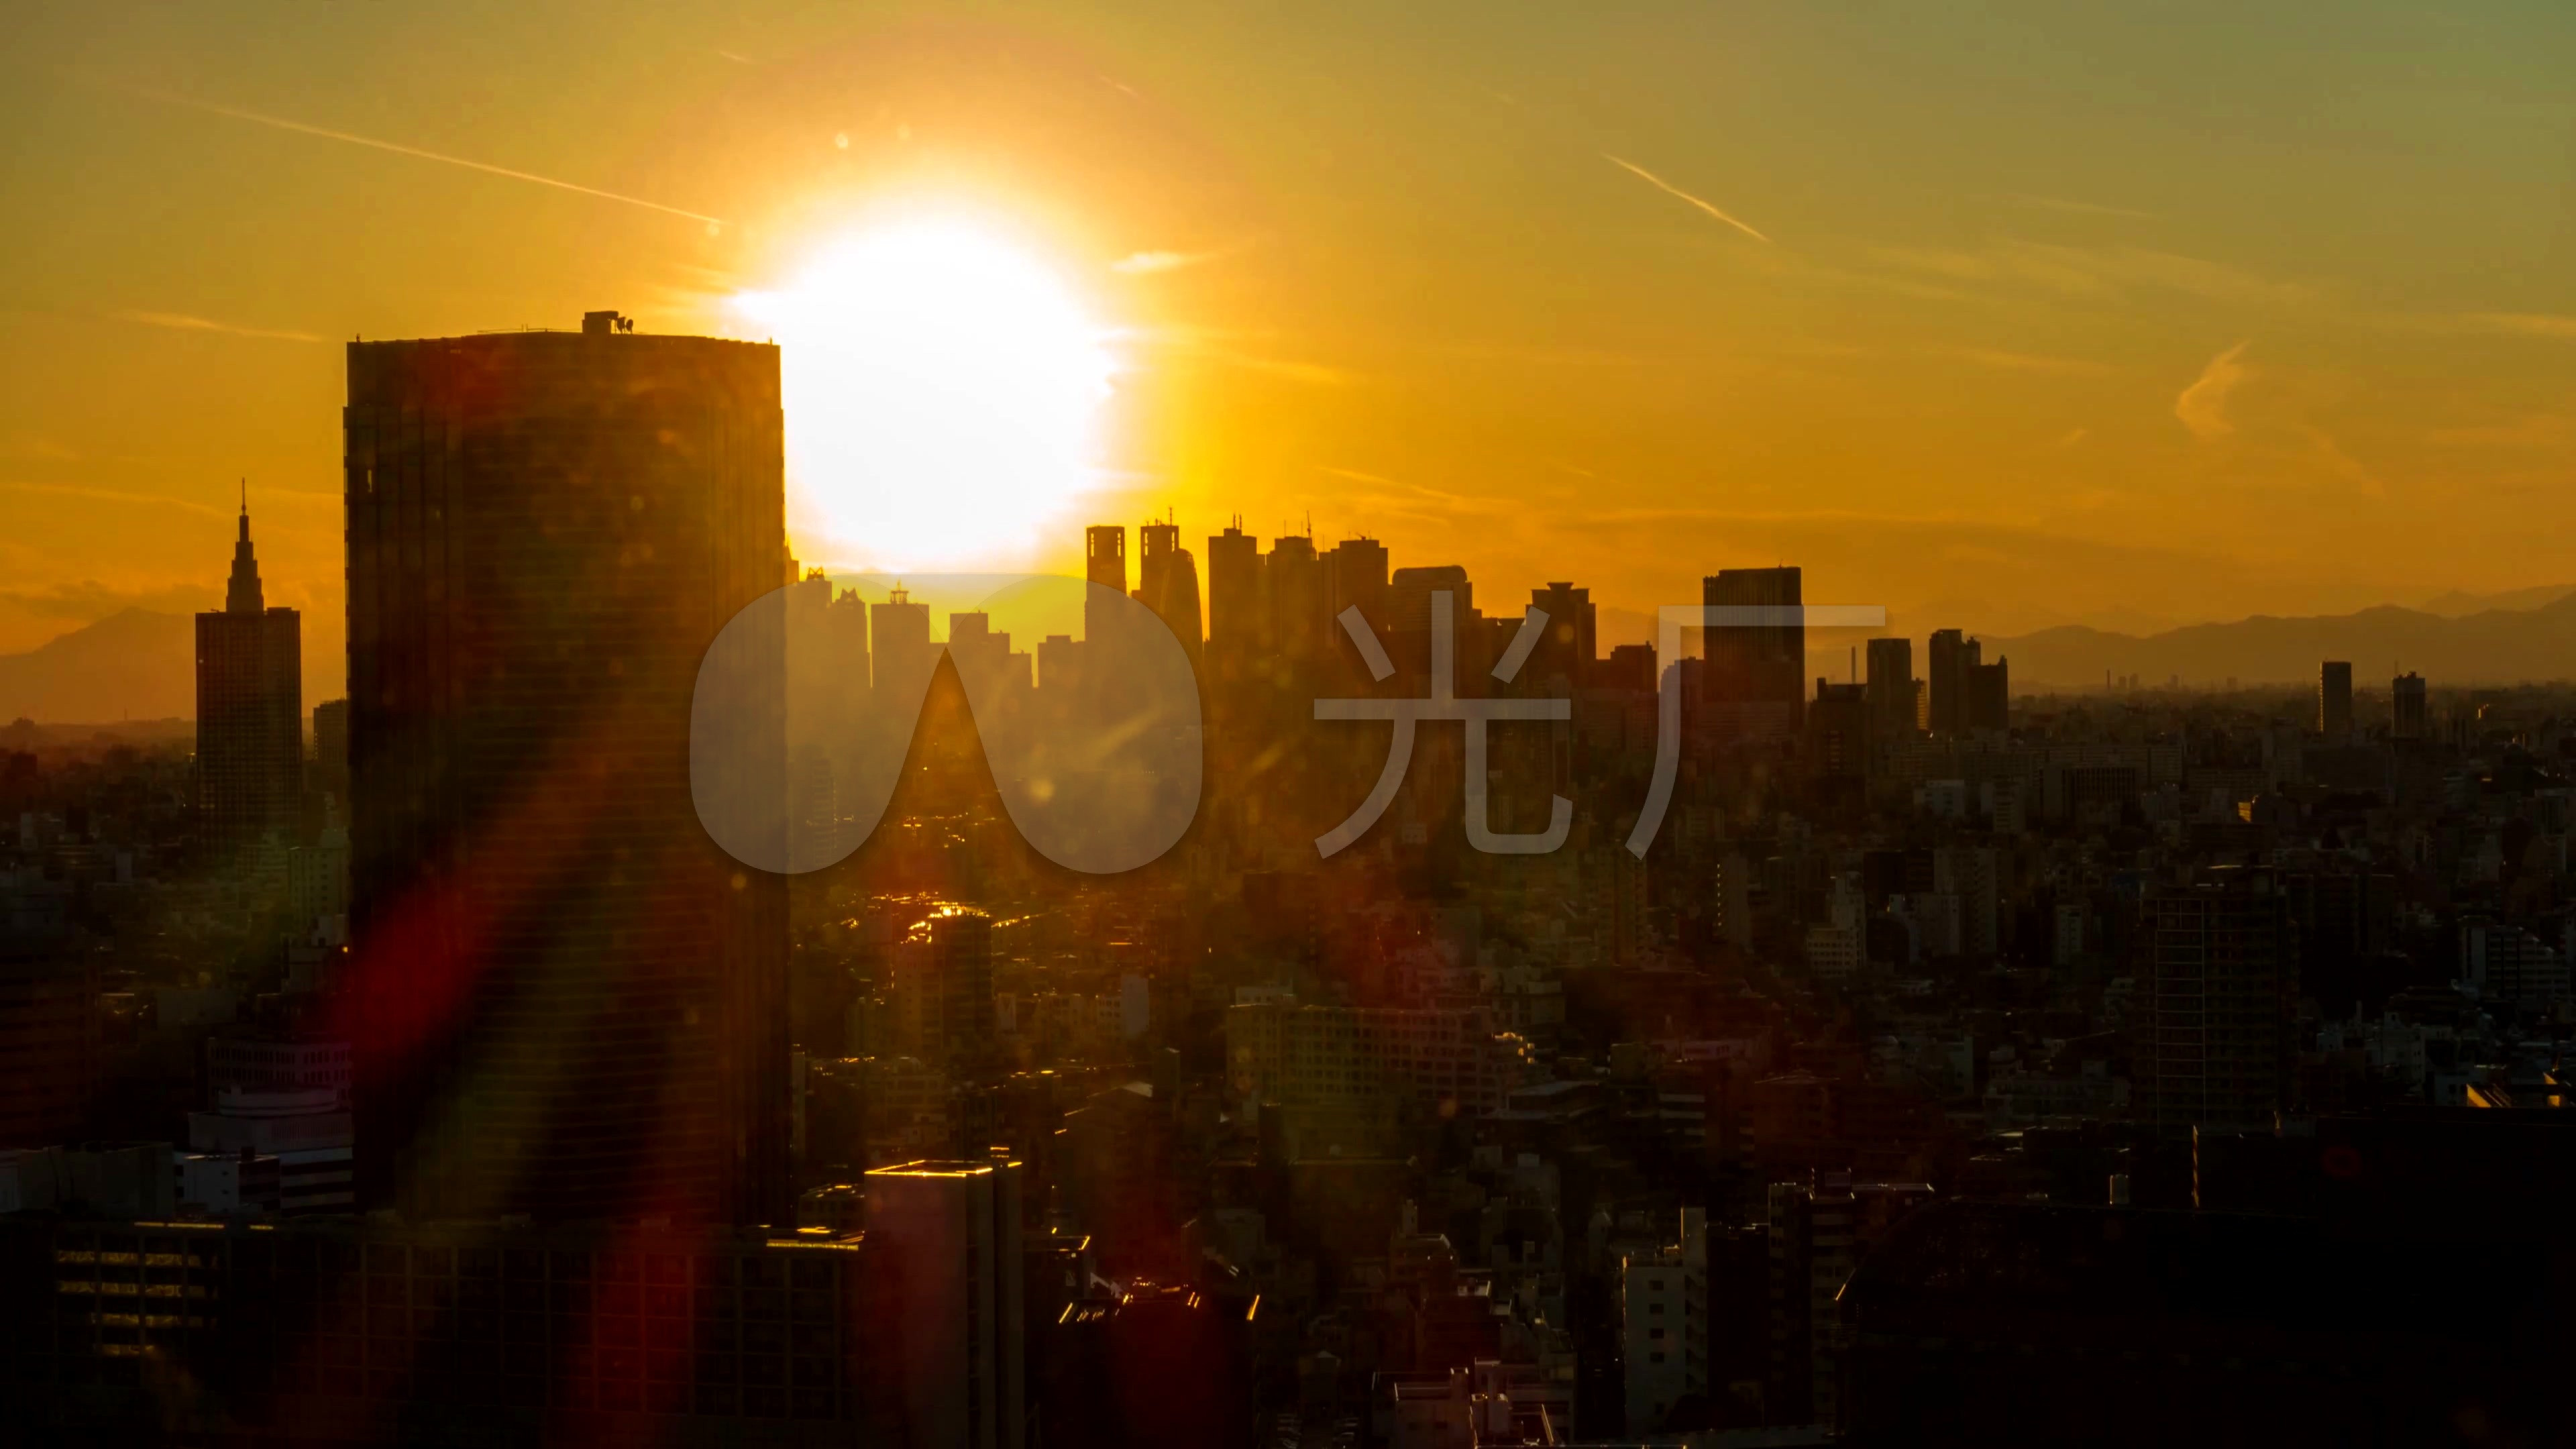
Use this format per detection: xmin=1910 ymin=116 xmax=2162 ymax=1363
xmin=2392 ymin=671 xmax=2427 ymax=741
xmin=873 ymin=585 xmax=934 ymax=701
xmin=1925 ymin=629 xmax=1971 ymax=737
xmin=1701 ymin=568 xmax=1804 ymax=708
xmin=1084 ymin=524 xmax=1127 ymax=646
xmin=2318 ymin=661 xmax=2353 ymax=741
xmin=1966 ymin=653 xmax=2010 ymax=733
xmin=1323 ymin=534 xmax=1389 ymax=627
xmin=1204 ymin=519 xmax=1263 ymax=652
xmin=1864 ymin=637 xmax=1915 ymax=740
xmin=890 ymin=905 xmax=996 ymax=1073
xmin=1136 ymin=517 xmax=1203 ymax=667
xmin=1527 ymin=582 xmax=1597 ymax=690
xmin=2139 ymin=867 xmax=2294 ymax=1134
xmin=195 ymin=500 xmax=303 ymax=857
xmin=865 ymin=1156 xmax=1027 ymax=1449
xmin=1267 ymin=533 xmax=1328 ymax=661
xmin=343 ymin=311 xmax=789 ymax=1224
xmin=1808 ymin=680 xmax=1870 ymax=782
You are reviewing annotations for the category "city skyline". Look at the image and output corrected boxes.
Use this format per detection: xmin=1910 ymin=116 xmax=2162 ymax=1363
xmin=8 ymin=1 xmax=2576 ymax=669
xmin=7 ymin=8 xmax=2576 ymax=1446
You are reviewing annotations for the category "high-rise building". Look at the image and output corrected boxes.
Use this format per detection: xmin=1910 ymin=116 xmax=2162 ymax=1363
xmin=865 ymin=1157 xmax=1028 ymax=1449
xmin=0 ymin=935 xmax=91 ymax=1150
xmin=1621 ymin=1207 xmax=1708 ymax=1435
xmin=1324 ymin=535 xmax=1389 ymax=627
xmin=890 ymin=905 xmax=996 ymax=1073
xmin=1267 ymin=533 xmax=1329 ymax=660
xmin=1702 ymin=568 xmax=1803 ymax=707
xmin=1933 ymin=846 xmax=2000 ymax=957
xmin=1205 ymin=519 xmax=1264 ymax=651
xmin=1925 ymin=629 xmax=1968 ymax=736
xmin=1084 ymin=524 xmax=1126 ymax=645
xmin=873 ymin=586 xmax=934 ymax=700
xmin=1766 ymin=1175 xmax=1934 ymax=1427
xmin=311 ymin=697 xmax=351 ymax=806
xmin=196 ymin=500 xmax=303 ymax=857
xmin=1808 ymin=680 xmax=1870 ymax=781
xmin=343 ymin=311 xmax=789 ymax=1224
xmin=1864 ymin=637 xmax=1915 ymax=740
xmin=1966 ymin=653 xmax=2010 ymax=733
xmin=2392 ymin=671 xmax=2428 ymax=740
xmin=2318 ymin=661 xmax=2354 ymax=741
xmin=1136 ymin=517 xmax=1202 ymax=667
xmin=1527 ymin=582 xmax=1597 ymax=690
xmin=2139 ymin=867 xmax=2294 ymax=1134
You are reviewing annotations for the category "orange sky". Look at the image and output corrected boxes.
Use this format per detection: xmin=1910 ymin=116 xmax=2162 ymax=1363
xmin=5 ymin=1 xmax=2574 ymax=696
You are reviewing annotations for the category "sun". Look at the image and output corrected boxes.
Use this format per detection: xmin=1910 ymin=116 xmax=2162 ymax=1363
xmin=735 ymin=218 xmax=1117 ymax=570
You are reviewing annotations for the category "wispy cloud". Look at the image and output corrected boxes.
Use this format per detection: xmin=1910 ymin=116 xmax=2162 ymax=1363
xmin=1601 ymin=154 xmax=1770 ymax=244
xmin=2010 ymin=194 xmax=2159 ymax=222
xmin=2465 ymin=312 xmax=2576 ymax=339
xmin=1874 ymin=242 xmax=2310 ymax=307
xmin=1941 ymin=345 xmax=2112 ymax=376
xmin=113 ymin=83 xmax=728 ymax=231
xmin=1134 ymin=325 xmax=1356 ymax=386
xmin=2176 ymin=341 xmax=2252 ymax=439
xmin=0 ymin=480 xmax=231 ymax=518
xmin=2300 ymin=424 xmax=2382 ymax=496
xmin=111 ymin=309 xmax=323 ymax=343
xmin=0 ymin=579 xmax=219 ymax=621
xmin=712 ymin=49 xmax=755 ymax=65
xmin=1110 ymin=247 xmax=1233 ymax=276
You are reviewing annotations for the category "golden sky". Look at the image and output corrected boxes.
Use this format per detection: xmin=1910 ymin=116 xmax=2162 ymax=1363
xmin=5 ymin=1 xmax=2574 ymax=694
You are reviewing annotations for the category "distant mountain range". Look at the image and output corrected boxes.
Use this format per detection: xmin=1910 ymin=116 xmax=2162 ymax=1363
xmin=0 ymin=609 xmax=195 ymax=724
xmin=8 ymin=592 xmax=2576 ymax=724
xmin=1964 ymin=592 xmax=2576 ymax=690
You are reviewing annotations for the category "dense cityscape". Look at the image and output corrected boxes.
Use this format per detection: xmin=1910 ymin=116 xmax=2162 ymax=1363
xmin=3 ymin=314 xmax=2574 ymax=1446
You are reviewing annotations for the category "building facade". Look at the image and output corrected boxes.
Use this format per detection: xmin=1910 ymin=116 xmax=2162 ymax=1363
xmin=343 ymin=313 xmax=790 ymax=1225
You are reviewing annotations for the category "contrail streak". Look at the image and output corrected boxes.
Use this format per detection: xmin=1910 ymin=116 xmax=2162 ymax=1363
xmin=121 ymin=85 xmax=727 ymax=230
xmin=1603 ymin=154 xmax=1770 ymax=244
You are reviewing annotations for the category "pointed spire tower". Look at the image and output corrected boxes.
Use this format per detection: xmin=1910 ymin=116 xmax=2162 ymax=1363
xmin=225 ymin=480 xmax=265 ymax=614
xmin=197 ymin=478 xmax=303 ymax=858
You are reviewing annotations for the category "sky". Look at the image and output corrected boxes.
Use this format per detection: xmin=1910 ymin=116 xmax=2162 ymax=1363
xmin=3 ymin=0 xmax=2573 ymax=695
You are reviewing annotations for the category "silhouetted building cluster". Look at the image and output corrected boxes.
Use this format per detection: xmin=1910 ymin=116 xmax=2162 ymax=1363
xmin=9 ymin=311 xmax=2576 ymax=1449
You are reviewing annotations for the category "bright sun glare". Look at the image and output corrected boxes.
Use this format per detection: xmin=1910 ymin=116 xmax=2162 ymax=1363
xmin=736 ymin=219 xmax=1116 ymax=570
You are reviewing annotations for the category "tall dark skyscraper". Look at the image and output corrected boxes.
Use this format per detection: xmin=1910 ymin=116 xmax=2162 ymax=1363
xmin=1864 ymin=637 xmax=1915 ymax=739
xmin=1702 ymin=568 xmax=1804 ymax=706
xmin=195 ymin=500 xmax=303 ymax=857
xmin=1266 ymin=533 xmax=1328 ymax=661
xmin=1527 ymin=582 xmax=1597 ymax=690
xmin=1136 ymin=517 xmax=1203 ymax=667
xmin=2392 ymin=671 xmax=2428 ymax=740
xmin=872 ymin=585 xmax=934 ymax=701
xmin=1966 ymin=653 xmax=2010 ymax=733
xmin=1084 ymin=523 xmax=1127 ymax=646
xmin=1323 ymin=535 xmax=1389 ymax=628
xmin=1925 ymin=628 xmax=1972 ymax=737
xmin=2139 ymin=867 xmax=2294 ymax=1134
xmin=1205 ymin=519 xmax=1263 ymax=652
xmin=2319 ymin=660 xmax=2354 ymax=741
xmin=343 ymin=311 xmax=789 ymax=1225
